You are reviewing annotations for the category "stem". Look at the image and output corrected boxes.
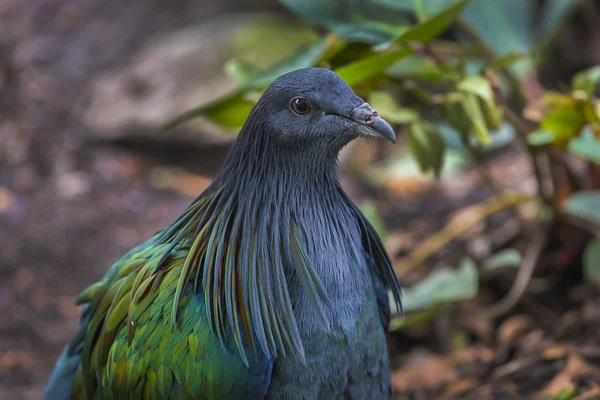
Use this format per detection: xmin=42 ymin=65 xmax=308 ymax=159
xmin=395 ymin=192 xmax=536 ymax=276
xmin=478 ymin=225 xmax=548 ymax=319
xmin=504 ymin=107 xmax=554 ymax=205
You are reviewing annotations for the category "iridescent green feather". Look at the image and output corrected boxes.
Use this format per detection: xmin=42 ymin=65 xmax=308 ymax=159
xmin=72 ymin=252 xmax=272 ymax=399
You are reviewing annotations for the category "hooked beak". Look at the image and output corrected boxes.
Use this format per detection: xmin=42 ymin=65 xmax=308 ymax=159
xmin=349 ymin=102 xmax=396 ymax=143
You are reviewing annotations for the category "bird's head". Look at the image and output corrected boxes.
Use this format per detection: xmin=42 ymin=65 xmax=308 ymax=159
xmin=242 ymin=68 xmax=396 ymax=152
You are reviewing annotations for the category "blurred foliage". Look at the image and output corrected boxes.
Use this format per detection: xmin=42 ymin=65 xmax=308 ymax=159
xmin=584 ymin=238 xmax=600 ymax=289
xmin=395 ymin=257 xmax=478 ymax=313
xmin=166 ymin=0 xmax=600 ymax=333
xmin=482 ymin=249 xmax=523 ymax=272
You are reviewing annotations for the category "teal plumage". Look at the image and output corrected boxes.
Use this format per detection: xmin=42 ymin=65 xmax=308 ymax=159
xmin=44 ymin=68 xmax=401 ymax=399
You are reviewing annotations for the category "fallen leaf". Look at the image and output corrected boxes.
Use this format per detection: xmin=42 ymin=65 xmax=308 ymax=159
xmin=574 ymin=387 xmax=600 ymax=400
xmin=498 ymin=315 xmax=534 ymax=347
xmin=461 ymin=316 xmax=494 ymax=344
xmin=441 ymin=379 xmax=478 ymax=399
xmin=392 ymin=350 xmax=457 ymax=392
xmin=449 ymin=346 xmax=495 ymax=366
xmin=539 ymin=354 xmax=600 ymax=398
xmin=543 ymin=346 xmax=569 ymax=361
xmin=0 ymin=186 xmax=15 ymax=213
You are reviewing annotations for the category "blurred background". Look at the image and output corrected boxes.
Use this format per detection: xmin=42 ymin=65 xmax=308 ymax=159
xmin=1 ymin=0 xmax=600 ymax=398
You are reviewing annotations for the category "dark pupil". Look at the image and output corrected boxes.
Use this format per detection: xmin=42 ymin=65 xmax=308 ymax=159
xmin=294 ymin=99 xmax=309 ymax=113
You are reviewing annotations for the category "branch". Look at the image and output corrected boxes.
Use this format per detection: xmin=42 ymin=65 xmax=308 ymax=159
xmin=394 ymin=192 xmax=536 ymax=276
xmin=478 ymin=225 xmax=548 ymax=319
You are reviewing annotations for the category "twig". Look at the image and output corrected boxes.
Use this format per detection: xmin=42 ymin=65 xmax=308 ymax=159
xmin=428 ymin=40 xmax=489 ymax=59
xmin=549 ymin=150 xmax=590 ymax=191
xmin=394 ymin=191 xmax=536 ymax=276
xmin=490 ymin=356 xmax=540 ymax=381
xmin=573 ymin=387 xmax=600 ymax=400
xmin=504 ymin=107 xmax=555 ymax=205
xmin=581 ymin=0 xmax=600 ymax=33
xmin=478 ymin=225 xmax=548 ymax=319
xmin=557 ymin=212 xmax=600 ymax=236
xmin=503 ymin=106 xmax=536 ymax=134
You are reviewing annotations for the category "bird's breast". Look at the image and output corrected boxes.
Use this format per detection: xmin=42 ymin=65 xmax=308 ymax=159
xmin=268 ymin=218 xmax=391 ymax=399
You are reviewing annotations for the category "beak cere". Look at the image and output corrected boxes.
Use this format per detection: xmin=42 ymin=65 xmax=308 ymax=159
xmin=350 ymin=103 xmax=396 ymax=143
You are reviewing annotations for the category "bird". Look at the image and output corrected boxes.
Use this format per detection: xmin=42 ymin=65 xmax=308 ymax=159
xmin=44 ymin=67 xmax=402 ymax=400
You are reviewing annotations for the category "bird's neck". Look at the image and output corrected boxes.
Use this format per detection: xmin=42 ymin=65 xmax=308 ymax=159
xmin=219 ymin=130 xmax=342 ymax=204
xmin=217 ymin=133 xmax=369 ymax=311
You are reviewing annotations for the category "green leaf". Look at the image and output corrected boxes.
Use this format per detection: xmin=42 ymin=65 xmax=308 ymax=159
xmin=572 ymin=66 xmax=600 ymax=96
xmin=481 ymin=122 xmax=516 ymax=151
xmin=527 ymin=129 xmax=555 ymax=147
xmin=231 ymin=15 xmax=319 ymax=71
xmin=541 ymin=103 xmax=587 ymax=146
xmin=409 ymin=122 xmax=447 ymax=176
xmin=428 ymin=125 xmax=447 ymax=177
xmin=458 ymin=75 xmax=494 ymax=102
xmin=584 ymin=238 xmax=600 ymax=289
xmin=568 ymin=129 xmax=600 ymax=165
xmin=375 ymin=0 xmax=463 ymax=19
xmin=395 ymin=0 xmax=469 ymax=44
xmin=483 ymin=249 xmax=522 ymax=272
xmin=564 ymin=191 xmax=600 ymax=227
xmin=224 ymin=59 xmax=257 ymax=85
xmin=335 ymin=48 xmax=414 ymax=86
xmin=485 ymin=52 xmax=532 ymax=71
xmin=457 ymin=75 xmax=504 ymax=131
xmin=461 ymin=92 xmax=492 ymax=145
xmin=400 ymin=258 xmax=478 ymax=312
xmin=462 ymin=0 xmax=534 ymax=75
xmin=389 ymin=306 xmax=439 ymax=330
xmin=463 ymin=0 xmax=532 ymax=53
xmin=202 ymin=93 xmax=257 ymax=131
xmin=247 ymin=39 xmax=328 ymax=88
xmin=280 ymin=0 xmax=413 ymax=44
xmin=386 ymin=54 xmax=450 ymax=82
xmin=334 ymin=0 xmax=469 ymax=85
xmin=163 ymin=91 xmax=255 ymax=132
xmin=409 ymin=122 xmax=431 ymax=172
xmin=331 ymin=22 xmax=409 ymax=45
xmin=368 ymin=91 xmax=419 ymax=124
xmin=443 ymin=92 xmax=471 ymax=137
xmin=552 ymin=388 xmax=576 ymax=400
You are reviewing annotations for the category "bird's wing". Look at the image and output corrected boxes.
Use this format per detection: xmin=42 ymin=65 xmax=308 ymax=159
xmin=44 ymin=236 xmax=273 ymax=400
xmin=365 ymin=252 xmax=392 ymax=330
xmin=342 ymin=194 xmax=402 ymax=331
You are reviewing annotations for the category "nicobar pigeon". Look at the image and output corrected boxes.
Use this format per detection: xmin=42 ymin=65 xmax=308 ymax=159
xmin=44 ymin=67 xmax=402 ymax=400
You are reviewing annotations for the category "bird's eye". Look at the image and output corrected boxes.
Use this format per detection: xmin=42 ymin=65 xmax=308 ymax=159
xmin=291 ymin=98 xmax=312 ymax=115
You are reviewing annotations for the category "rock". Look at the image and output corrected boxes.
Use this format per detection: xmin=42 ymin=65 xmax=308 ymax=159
xmin=79 ymin=14 xmax=276 ymax=145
